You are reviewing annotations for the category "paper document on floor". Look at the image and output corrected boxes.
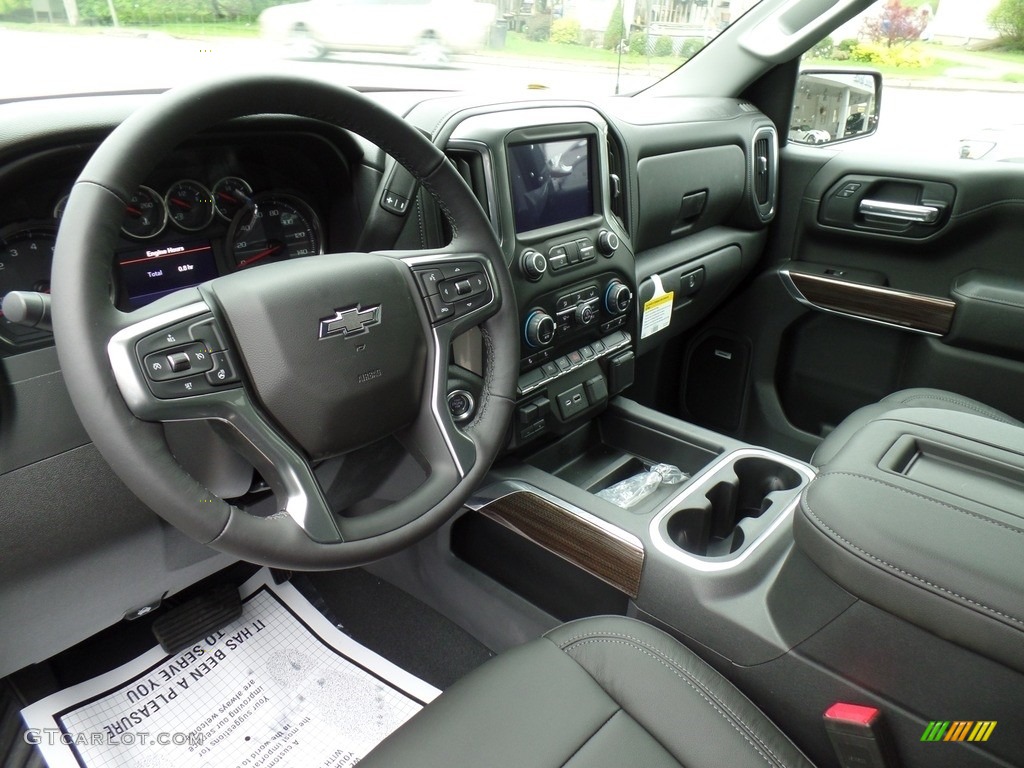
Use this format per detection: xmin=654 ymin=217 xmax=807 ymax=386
xmin=21 ymin=568 xmax=440 ymax=768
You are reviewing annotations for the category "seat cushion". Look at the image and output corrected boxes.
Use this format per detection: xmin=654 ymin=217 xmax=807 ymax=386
xmin=812 ymin=387 xmax=1021 ymax=467
xmin=360 ymin=615 xmax=814 ymax=768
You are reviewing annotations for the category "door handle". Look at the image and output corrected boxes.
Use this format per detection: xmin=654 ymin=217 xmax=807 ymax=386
xmin=858 ymin=199 xmax=940 ymax=224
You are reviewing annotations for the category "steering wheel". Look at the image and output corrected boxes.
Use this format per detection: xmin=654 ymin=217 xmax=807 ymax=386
xmin=51 ymin=74 xmax=517 ymax=570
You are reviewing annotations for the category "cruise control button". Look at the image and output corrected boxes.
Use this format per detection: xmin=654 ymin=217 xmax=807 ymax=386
xmin=136 ymin=319 xmax=197 ymax=359
xmin=166 ymin=351 xmax=191 ymax=372
xmin=148 ymin=374 xmax=214 ymax=399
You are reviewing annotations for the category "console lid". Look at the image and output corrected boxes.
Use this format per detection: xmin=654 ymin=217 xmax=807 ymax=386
xmin=794 ymin=407 xmax=1024 ymax=673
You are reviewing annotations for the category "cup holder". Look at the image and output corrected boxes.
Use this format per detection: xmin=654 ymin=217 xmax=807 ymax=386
xmin=664 ymin=456 xmax=805 ymax=558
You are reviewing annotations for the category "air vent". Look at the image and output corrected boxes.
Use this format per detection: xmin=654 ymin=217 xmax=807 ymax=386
xmin=445 ymin=142 xmax=497 ymax=235
xmin=606 ymin=134 xmax=628 ymax=231
xmin=751 ymin=126 xmax=777 ymax=223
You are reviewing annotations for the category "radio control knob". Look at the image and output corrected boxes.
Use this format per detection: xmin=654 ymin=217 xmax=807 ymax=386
xmin=520 ymin=250 xmax=547 ymax=280
xmin=604 ymin=281 xmax=632 ymax=315
xmin=524 ymin=310 xmax=556 ymax=348
xmin=575 ymin=302 xmax=596 ymax=326
xmin=597 ymin=230 xmax=619 ymax=256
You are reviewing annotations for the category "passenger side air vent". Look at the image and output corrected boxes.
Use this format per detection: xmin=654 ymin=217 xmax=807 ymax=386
xmin=751 ymin=126 xmax=777 ymax=223
xmin=445 ymin=142 xmax=497 ymax=235
xmin=606 ymin=134 xmax=628 ymax=231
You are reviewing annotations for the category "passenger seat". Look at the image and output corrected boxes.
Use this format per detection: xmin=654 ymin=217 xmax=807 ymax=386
xmin=812 ymin=387 xmax=1022 ymax=467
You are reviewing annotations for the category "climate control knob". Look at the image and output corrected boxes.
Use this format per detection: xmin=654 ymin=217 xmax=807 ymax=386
xmin=604 ymin=281 xmax=633 ymax=315
xmin=520 ymin=249 xmax=547 ymax=280
xmin=524 ymin=310 xmax=556 ymax=348
xmin=575 ymin=302 xmax=597 ymax=326
xmin=597 ymin=229 xmax=619 ymax=256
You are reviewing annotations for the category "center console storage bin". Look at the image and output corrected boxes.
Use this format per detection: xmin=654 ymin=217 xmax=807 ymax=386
xmin=526 ymin=409 xmax=720 ymax=513
xmin=794 ymin=407 xmax=1024 ymax=673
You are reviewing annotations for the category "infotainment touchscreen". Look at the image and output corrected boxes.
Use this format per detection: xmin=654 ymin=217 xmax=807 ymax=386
xmin=508 ymin=137 xmax=592 ymax=233
xmin=117 ymin=240 xmax=219 ymax=308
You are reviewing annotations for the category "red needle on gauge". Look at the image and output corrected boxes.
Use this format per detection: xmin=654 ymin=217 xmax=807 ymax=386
xmin=125 ymin=206 xmax=142 ymax=217
xmin=239 ymin=243 xmax=282 ymax=267
xmin=170 ymin=197 xmax=192 ymax=210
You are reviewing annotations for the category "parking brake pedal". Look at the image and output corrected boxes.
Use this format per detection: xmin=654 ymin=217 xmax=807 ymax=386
xmin=151 ymin=584 xmax=243 ymax=654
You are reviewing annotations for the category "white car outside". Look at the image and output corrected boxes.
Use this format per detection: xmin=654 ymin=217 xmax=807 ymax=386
xmin=259 ymin=0 xmax=497 ymax=62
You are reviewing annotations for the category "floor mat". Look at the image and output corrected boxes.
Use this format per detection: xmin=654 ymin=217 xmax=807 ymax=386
xmin=21 ymin=569 xmax=439 ymax=768
xmin=298 ymin=568 xmax=495 ymax=690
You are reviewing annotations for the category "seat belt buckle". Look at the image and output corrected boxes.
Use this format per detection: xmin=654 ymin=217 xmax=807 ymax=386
xmin=823 ymin=702 xmax=899 ymax=768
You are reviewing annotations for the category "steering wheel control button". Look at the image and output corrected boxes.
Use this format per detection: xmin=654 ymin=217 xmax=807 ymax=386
xmin=136 ymin=318 xmax=199 ymax=359
xmin=380 ymin=190 xmax=410 ymax=215
xmin=166 ymin=351 xmax=191 ymax=372
xmin=420 ymin=267 xmax=492 ymax=324
xmin=143 ymin=342 xmax=212 ymax=381
xmin=206 ymin=351 xmax=240 ymax=386
xmin=447 ymin=389 xmax=476 ymax=422
xmin=440 ymin=261 xmax=474 ymax=280
xmin=427 ymin=294 xmax=455 ymax=322
xmin=149 ymin=373 xmax=215 ymax=399
xmin=414 ymin=267 xmax=444 ymax=296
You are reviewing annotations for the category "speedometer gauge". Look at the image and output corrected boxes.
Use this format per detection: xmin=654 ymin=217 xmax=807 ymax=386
xmin=121 ymin=185 xmax=167 ymax=239
xmin=227 ymin=193 xmax=322 ymax=270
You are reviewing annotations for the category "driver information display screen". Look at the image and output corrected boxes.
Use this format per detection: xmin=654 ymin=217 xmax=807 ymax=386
xmin=509 ymin=138 xmax=593 ymax=233
xmin=117 ymin=240 xmax=218 ymax=308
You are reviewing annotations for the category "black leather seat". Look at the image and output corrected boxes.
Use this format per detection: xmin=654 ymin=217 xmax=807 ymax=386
xmin=812 ymin=387 xmax=1021 ymax=467
xmin=361 ymin=615 xmax=814 ymax=768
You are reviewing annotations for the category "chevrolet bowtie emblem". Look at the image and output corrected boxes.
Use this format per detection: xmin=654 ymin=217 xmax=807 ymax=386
xmin=318 ymin=304 xmax=381 ymax=339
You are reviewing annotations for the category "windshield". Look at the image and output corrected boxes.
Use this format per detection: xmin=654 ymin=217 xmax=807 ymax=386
xmin=0 ymin=0 xmax=764 ymax=99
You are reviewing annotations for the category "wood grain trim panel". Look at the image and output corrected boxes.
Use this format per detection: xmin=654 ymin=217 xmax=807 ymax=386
xmin=787 ymin=271 xmax=956 ymax=335
xmin=477 ymin=491 xmax=644 ymax=598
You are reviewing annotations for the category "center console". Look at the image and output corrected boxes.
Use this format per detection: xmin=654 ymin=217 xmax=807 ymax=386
xmin=446 ymin=108 xmax=637 ymax=450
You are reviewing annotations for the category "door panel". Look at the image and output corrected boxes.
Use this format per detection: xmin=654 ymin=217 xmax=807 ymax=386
xmin=673 ymin=143 xmax=1024 ymax=458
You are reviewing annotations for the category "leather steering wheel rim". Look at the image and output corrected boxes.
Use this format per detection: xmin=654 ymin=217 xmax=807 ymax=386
xmin=51 ymin=74 xmax=517 ymax=570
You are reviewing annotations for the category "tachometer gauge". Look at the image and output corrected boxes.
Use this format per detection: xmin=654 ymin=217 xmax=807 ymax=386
xmin=165 ymin=179 xmax=215 ymax=232
xmin=0 ymin=222 xmax=55 ymax=345
xmin=121 ymin=185 xmax=167 ymax=240
xmin=228 ymin=193 xmax=322 ymax=270
xmin=212 ymin=176 xmax=253 ymax=221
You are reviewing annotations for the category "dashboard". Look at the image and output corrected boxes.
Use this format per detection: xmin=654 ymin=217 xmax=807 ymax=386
xmin=0 ymin=125 xmax=365 ymax=347
xmin=0 ymin=88 xmax=777 ymax=675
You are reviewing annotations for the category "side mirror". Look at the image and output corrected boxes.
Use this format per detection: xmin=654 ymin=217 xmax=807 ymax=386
xmin=790 ymin=69 xmax=882 ymax=146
